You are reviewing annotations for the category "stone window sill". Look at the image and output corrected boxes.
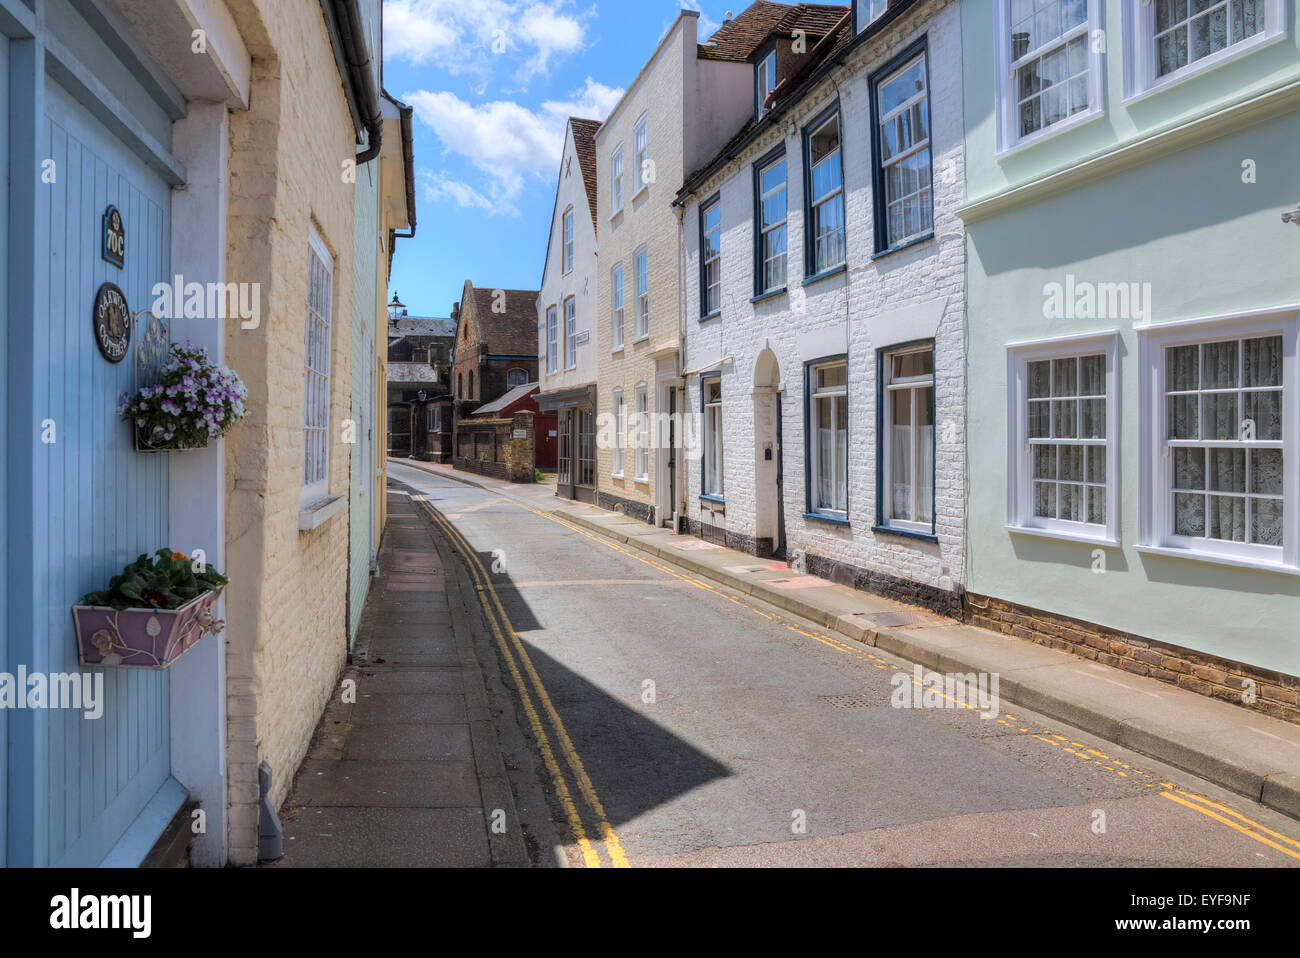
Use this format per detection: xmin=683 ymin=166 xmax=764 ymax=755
xmin=300 ymin=495 xmax=345 ymax=532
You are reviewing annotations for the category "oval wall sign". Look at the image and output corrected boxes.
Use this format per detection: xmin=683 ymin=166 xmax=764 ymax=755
xmin=93 ymin=283 xmax=131 ymax=363
xmin=102 ymin=205 xmax=125 ymax=268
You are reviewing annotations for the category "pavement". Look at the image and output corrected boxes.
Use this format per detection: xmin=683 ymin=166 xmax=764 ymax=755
xmin=272 ymin=487 xmax=545 ymax=868
xmin=391 ymin=456 xmax=1300 ymax=827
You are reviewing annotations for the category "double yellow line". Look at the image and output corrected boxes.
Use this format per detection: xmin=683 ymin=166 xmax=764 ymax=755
xmin=1161 ymin=789 xmax=1300 ymax=861
xmin=417 ymin=497 xmax=629 ymax=869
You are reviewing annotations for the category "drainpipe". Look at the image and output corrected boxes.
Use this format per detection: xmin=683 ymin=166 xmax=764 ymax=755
xmin=322 ymin=0 xmax=384 ymax=165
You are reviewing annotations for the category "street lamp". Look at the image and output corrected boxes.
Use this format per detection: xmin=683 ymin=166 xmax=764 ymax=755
xmin=388 ymin=292 xmax=407 ymax=328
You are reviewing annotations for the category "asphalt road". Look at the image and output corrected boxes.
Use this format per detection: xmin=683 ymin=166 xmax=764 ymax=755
xmin=388 ymin=462 xmax=1300 ymax=869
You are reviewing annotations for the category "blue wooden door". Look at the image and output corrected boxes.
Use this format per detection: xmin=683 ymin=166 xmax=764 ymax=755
xmin=35 ymin=78 xmax=172 ymax=867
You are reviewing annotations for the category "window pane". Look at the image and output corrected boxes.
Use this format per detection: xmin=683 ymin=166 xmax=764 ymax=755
xmin=880 ymin=60 xmax=925 ymax=117
xmin=1053 ymin=357 xmax=1078 ymax=396
xmin=1202 ymin=339 xmax=1238 ymax=389
xmin=818 ymin=364 xmax=847 ymax=390
xmin=1244 ymin=390 xmax=1282 ymax=441
xmin=1059 ymin=483 xmax=1084 ymax=522
xmin=1209 ymin=448 xmax=1246 ymax=494
xmin=1174 ymin=448 xmax=1206 ymax=490
xmin=1028 ymin=360 xmax=1051 ymax=399
xmin=1086 ymin=446 xmax=1106 ymax=484
xmin=1034 ymin=482 xmax=1055 ymax=518
xmin=1253 ymin=499 xmax=1284 ymax=547
xmin=1087 ymin=485 xmax=1106 ymax=525
xmin=1079 ymin=354 xmax=1105 ymax=395
xmin=1168 ymin=345 xmax=1199 ymax=391
xmin=1208 ymin=495 xmax=1247 ymax=542
xmin=1244 ymin=336 xmax=1283 ymax=387
xmin=1028 ymin=401 xmax=1051 ymax=438
xmin=1251 ymin=449 xmax=1283 ymax=495
xmin=1034 ymin=445 xmax=1057 ymax=480
xmin=1060 ymin=445 xmax=1084 ymax=482
xmin=1081 ymin=398 xmax=1106 ymax=439
xmin=1168 ymin=395 xmax=1199 ymax=440
xmin=894 ymin=351 xmax=933 ymax=379
xmin=1174 ymin=492 xmax=1206 ymax=537
xmin=1053 ymin=399 xmax=1078 ymax=438
xmin=1203 ymin=392 xmax=1238 ymax=441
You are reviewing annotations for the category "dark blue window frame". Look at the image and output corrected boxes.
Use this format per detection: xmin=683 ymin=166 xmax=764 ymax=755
xmin=801 ymin=100 xmax=846 ymax=282
xmin=874 ymin=338 xmax=939 ymax=542
xmin=803 ymin=353 xmax=851 ymax=526
xmin=751 ymin=142 xmax=788 ymax=301
xmin=867 ymin=36 xmax=934 ymax=258
xmin=752 ymin=39 xmax=779 ymax=123
xmin=699 ymin=192 xmax=721 ymax=321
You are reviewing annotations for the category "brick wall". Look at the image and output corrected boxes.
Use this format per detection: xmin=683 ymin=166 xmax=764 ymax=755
xmin=966 ymin=593 xmax=1300 ymax=724
xmin=223 ymin=0 xmax=357 ymax=865
xmin=679 ymin=0 xmax=967 ymax=615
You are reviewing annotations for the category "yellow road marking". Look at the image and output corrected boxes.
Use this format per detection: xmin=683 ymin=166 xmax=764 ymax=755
xmin=422 ymin=500 xmax=630 ymax=868
xmin=1161 ymin=792 xmax=1300 ymax=862
xmin=1172 ymin=790 xmax=1300 ymax=850
xmin=428 ymin=480 xmax=1300 ymax=860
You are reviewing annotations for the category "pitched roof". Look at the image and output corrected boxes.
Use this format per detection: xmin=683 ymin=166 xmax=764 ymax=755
xmin=570 ymin=118 xmax=601 ymax=233
xmin=466 ymin=382 xmax=539 ymax=418
xmin=697 ymin=2 xmax=847 ymax=61
xmin=390 ymin=316 xmax=455 ymax=338
xmin=387 ymin=363 xmax=441 ymax=384
xmin=468 ymin=285 xmax=540 ymax=358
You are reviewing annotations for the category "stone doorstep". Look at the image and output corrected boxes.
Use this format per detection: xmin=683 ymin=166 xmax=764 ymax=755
xmin=555 ymin=507 xmax=1300 ymax=824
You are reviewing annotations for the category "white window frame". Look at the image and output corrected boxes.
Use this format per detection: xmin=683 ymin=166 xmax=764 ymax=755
xmin=303 ymin=226 xmax=334 ymax=504
xmin=808 ymin=359 xmax=849 ymax=519
xmin=546 ymin=305 xmax=558 ymax=375
xmin=564 ymin=296 xmax=577 ymax=370
xmin=632 ymin=114 xmax=649 ymax=196
xmin=758 ymin=155 xmax=788 ymax=293
xmin=874 ymin=55 xmax=933 ymax=250
xmin=702 ymin=198 xmax=721 ymax=316
xmin=612 ymin=388 xmax=626 ymax=478
xmin=562 ymin=207 xmax=575 ymax=274
xmin=995 ymin=0 xmax=1104 ymax=153
xmin=857 ymin=0 xmax=889 ymax=32
xmin=611 ymin=263 xmax=625 ymax=351
xmin=611 ymin=145 xmax=625 ymax=215
xmin=634 ymin=245 xmax=649 ymax=341
xmin=1138 ymin=308 xmax=1299 ymax=574
xmin=428 ymin=406 xmax=441 ymax=433
xmin=1125 ymin=0 xmax=1287 ymax=100
xmin=757 ymin=50 xmax=777 ymax=114
xmin=702 ymin=376 xmax=724 ymax=498
xmin=1007 ymin=331 xmax=1120 ymax=546
xmin=634 ymin=383 xmax=650 ymax=481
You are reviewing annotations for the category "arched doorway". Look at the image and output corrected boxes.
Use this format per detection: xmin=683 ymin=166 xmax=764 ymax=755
xmin=753 ymin=349 xmax=785 ymax=558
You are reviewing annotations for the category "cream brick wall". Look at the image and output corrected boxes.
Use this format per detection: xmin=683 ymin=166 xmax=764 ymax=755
xmin=679 ymin=1 xmax=967 ymax=605
xmin=594 ymin=13 xmax=752 ymax=520
xmin=223 ymin=0 xmax=358 ymax=864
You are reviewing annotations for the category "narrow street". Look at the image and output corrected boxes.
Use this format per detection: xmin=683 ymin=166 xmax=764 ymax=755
xmin=386 ymin=462 xmax=1300 ymax=869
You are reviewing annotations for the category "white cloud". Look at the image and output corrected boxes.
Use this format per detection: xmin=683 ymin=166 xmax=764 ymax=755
xmin=406 ymin=78 xmax=623 ymax=217
xmin=419 ymin=170 xmax=501 ymax=215
xmin=680 ymin=0 xmax=722 ymax=41
xmin=384 ymin=0 xmax=592 ymax=86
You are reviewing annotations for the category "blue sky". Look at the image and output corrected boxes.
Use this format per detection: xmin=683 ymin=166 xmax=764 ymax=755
xmin=382 ymin=0 xmax=728 ymax=319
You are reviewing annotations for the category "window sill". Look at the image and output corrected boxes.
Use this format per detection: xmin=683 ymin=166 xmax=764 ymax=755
xmin=631 ymin=184 xmax=649 ymax=203
xmin=1134 ymin=544 xmax=1299 ymax=577
xmin=611 ymin=472 xmax=625 ymax=481
xmin=700 ymin=494 xmax=725 ymax=505
xmin=299 ymin=494 xmax=345 ymax=532
xmin=633 ymin=476 xmax=650 ymax=485
xmin=631 ymin=335 xmax=650 ymax=345
xmin=804 ymin=512 xmax=850 ymax=527
xmin=699 ymin=310 xmax=721 ymax=323
xmin=1007 ymin=524 xmax=1119 ymax=548
xmin=802 ymin=263 xmax=847 ymax=288
xmin=610 ymin=346 xmax=625 ymax=355
xmin=873 ymin=524 xmax=938 ymax=544
xmin=996 ymin=108 xmax=1104 ymax=159
xmin=871 ymin=231 xmax=934 ymax=261
xmin=1123 ymin=30 xmax=1288 ymax=107
xmin=610 ymin=207 xmax=624 ymax=222
xmin=751 ymin=287 xmax=787 ymax=305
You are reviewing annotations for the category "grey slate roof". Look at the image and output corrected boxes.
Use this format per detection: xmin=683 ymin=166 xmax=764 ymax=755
xmin=388 ymin=363 xmax=441 ymax=383
xmin=390 ymin=316 xmax=455 ymax=338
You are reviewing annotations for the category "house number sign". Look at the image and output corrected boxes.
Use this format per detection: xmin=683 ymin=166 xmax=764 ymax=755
xmin=102 ymin=205 xmax=125 ymax=269
xmin=93 ymin=283 xmax=131 ymax=364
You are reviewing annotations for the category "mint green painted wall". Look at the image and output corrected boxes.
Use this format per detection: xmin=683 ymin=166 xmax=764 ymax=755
xmin=961 ymin=7 xmax=1300 ymax=675
xmin=962 ymin=0 xmax=1300 ymax=201
xmin=348 ymin=0 xmax=382 ymax=644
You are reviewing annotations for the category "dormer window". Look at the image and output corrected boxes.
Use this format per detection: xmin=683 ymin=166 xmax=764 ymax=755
xmin=857 ymin=0 xmax=888 ymax=32
xmin=756 ymin=49 xmax=777 ymax=116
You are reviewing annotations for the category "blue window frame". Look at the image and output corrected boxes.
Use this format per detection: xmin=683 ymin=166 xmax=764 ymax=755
xmin=804 ymin=354 xmax=850 ymax=523
xmin=752 ymin=143 xmax=788 ymax=299
xmin=699 ymin=193 xmax=722 ymax=319
xmin=869 ymin=37 xmax=934 ymax=256
xmin=701 ymin=372 xmax=724 ymax=499
xmin=802 ymin=102 xmax=845 ymax=280
xmin=875 ymin=340 xmax=938 ymax=541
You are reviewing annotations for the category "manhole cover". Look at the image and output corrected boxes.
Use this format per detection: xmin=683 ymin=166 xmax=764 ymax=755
xmin=857 ymin=610 xmax=945 ymax=629
xmin=818 ymin=692 xmax=874 ymax=709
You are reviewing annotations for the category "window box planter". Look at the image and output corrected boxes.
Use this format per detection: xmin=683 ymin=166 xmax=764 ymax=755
xmin=119 ymin=342 xmax=247 ymax=454
xmin=72 ymin=587 xmax=225 ymax=670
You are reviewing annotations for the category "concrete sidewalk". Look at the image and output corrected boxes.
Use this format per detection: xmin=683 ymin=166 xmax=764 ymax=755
xmin=393 ymin=457 xmax=1300 ymax=823
xmin=272 ymin=487 xmax=530 ymax=867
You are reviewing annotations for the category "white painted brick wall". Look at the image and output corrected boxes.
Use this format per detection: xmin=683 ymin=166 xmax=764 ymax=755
xmin=681 ymin=1 xmax=967 ymax=597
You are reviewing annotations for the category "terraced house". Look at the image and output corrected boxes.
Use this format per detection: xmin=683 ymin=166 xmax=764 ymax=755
xmin=595 ymin=4 xmax=809 ymax=526
xmin=674 ymin=0 xmax=969 ymax=616
xmin=538 ymin=117 xmax=602 ymax=504
xmin=959 ymin=0 xmax=1300 ymax=717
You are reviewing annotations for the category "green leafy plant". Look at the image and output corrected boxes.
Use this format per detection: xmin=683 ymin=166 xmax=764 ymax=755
xmin=82 ymin=550 xmax=229 ymax=611
xmin=533 ymin=468 xmax=546 ymax=483
xmin=118 ymin=342 xmax=247 ymax=451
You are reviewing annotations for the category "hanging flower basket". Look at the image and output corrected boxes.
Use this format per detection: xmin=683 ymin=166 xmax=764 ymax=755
xmin=119 ymin=342 xmax=247 ymax=453
xmin=73 ymin=550 xmax=229 ymax=670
